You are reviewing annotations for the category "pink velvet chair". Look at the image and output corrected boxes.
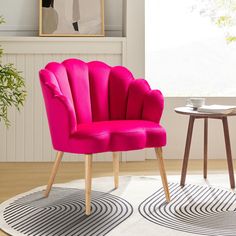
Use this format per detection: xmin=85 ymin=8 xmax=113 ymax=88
xmin=39 ymin=59 xmax=170 ymax=215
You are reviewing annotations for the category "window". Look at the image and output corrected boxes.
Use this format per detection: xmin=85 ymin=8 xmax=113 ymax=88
xmin=145 ymin=0 xmax=236 ymax=96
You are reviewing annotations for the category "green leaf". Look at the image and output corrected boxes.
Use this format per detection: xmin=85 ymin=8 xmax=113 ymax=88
xmin=0 ymin=54 xmax=27 ymax=127
xmin=226 ymin=35 xmax=236 ymax=43
xmin=0 ymin=16 xmax=5 ymax=25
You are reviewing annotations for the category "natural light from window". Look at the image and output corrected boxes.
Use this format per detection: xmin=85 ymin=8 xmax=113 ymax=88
xmin=145 ymin=0 xmax=236 ymax=96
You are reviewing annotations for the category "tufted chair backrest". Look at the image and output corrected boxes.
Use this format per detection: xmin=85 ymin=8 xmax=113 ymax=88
xmin=39 ymin=59 xmax=163 ymax=126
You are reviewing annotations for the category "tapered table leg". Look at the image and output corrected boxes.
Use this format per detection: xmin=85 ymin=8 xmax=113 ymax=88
xmin=204 ymin=118 xmax=208 ymax=179
xmin=222 ymin=117 xmax=235 ymax=189
xmin=180 ymin=116 xmax=195 ymax=186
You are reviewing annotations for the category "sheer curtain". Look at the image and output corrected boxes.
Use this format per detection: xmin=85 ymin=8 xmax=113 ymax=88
xmin=145 ymin=0 xmax=236 ymax=96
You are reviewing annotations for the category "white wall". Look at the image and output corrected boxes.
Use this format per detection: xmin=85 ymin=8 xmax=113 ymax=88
xmin=0 ymin=0 xmax=123 ymax=36
xmin=1 ymin=0 xmax=235 ymax=162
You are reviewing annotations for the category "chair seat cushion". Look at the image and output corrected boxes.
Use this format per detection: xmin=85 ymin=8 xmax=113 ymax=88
xmin=69 ymin=120 xmax=166 ymax=154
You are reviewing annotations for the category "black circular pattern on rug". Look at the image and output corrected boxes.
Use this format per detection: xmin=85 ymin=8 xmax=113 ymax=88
xmin=139 ymin=183 xmax=236 ymax=236
xmin=3 ymin=187 xmax=133 ymax=236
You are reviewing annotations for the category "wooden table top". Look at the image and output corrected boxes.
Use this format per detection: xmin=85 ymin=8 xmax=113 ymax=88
xmin=175 ymin=106 xmax=236 ymax=118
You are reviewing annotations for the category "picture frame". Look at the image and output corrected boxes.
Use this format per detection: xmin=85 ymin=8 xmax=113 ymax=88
xmin=39 ymin=0 xmax=105 ymax=37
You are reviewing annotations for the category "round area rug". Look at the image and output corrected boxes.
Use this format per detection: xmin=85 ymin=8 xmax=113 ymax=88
xmin=2 ymin=188 xmax=132 ymax=236
xmin=139 ymin=182 xmax=236 ymax=236
xmin=1 ymin=175 xmax=236 ymax=236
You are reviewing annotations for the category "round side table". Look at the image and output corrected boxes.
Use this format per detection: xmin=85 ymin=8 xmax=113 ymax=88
xmin=175 ymin=106 xmax=236 ymax=189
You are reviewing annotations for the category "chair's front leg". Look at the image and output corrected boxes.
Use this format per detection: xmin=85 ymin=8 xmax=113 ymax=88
xmin=155 ymin=148 xmax=170 ymax=202
xmin=113 ymin=152 xmax=120 ymax=189
xmin=85 ymin=154 xmax=93 ymax=215
xmin=45 ymin=151 xmax=64 ymax=197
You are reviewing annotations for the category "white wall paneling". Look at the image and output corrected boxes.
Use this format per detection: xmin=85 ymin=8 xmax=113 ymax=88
xmin=0 ymin=37 xmax=127 ymax=162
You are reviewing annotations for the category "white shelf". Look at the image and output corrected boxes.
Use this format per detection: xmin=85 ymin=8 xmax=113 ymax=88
xmin=0 ymin=36 xmax=127 ymax=55
xmin=0 ymin=36 xmax=126 ymax=42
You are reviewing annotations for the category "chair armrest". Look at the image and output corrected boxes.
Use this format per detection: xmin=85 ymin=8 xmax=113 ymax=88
xmin=142 ymin=89 xmax=164 ymax=124
xmin=39 ymin=70 xmax=77 ymax=150
xmin=46 ymin=82 xmax=77 ymax=133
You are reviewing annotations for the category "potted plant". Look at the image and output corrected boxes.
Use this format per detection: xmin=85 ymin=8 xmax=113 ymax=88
xmin=0 ymin=16 xmax=26 ymax=127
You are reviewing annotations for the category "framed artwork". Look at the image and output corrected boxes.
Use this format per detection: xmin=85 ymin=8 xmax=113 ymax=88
xmin=39 ymin=0 xmax=105 ymax=36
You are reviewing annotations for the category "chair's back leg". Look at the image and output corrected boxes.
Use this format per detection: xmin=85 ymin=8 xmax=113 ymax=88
xmin=45 ymin=151 xmax=64 ymax=197
xmin=113 ymin=152 xmax=120 ymax=189
xmin=85 ymin=154 xmax=93 ymax=215
xmin=155 ymin=148 xmax=171 ymax=202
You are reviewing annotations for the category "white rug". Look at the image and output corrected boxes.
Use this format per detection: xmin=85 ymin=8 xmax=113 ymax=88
xmin=1 ymin=174 xmax=236 ymax=236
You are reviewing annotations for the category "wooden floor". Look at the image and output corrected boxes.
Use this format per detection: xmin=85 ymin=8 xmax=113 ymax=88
xmin=0 ymin=159 xmax=233 ymax=236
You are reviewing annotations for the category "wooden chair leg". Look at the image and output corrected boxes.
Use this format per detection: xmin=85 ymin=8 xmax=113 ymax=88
xmin=113 ymin=152 xmax=120 ymax=189
xmin=155 ymin=148 xmax=171 ymax=203
xmin=45 ymin=151 xmax=64 ymax=197
xmin=85 ymin=154 xmax=93 ymax=215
